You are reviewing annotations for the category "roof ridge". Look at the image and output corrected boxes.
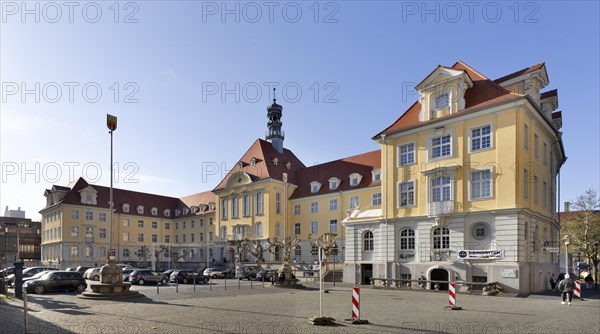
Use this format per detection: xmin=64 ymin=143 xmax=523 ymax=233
xmin=304 ymin=149 xmax=380 ymax=169
xmin=494 ymin=61 xmax=546 ymax=83
xmin=455 ymin=60 xmax=490 ymax=80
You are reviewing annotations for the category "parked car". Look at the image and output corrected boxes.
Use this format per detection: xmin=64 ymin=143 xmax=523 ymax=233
xmin=235 ymin=265 xmax=258 ymax=280
xmin=129 ymin=269 xmax=168 ymax=285
xmin=0 ymin=267 xmax=15 ymax=278
xmin=75 ymin=266 xmax=93 ymax=274
xmin=122 ymin=269 xmax=135 ymax=282
xmin=83 ymin=268 xmax=101 ymax=281
xmin=170 ymin=271 xmax=207 ymax=284
xmin=65 ymin=267 xmax=75 ymax=272
xmin=5 ymin=267 xmax=58 ymax=287
xmin=162 ymin=269 xmax=175 ymax=278
xmin=23 ymin=270 xmax=58 ymax=283
xmin=116 ymin=263 xmax=134 ymax=270
xmin=203 ymin=267 xmax=234 ymax=278
xmin=256 ymin=269 xmax=278 ymax=281
xmin=23 ymin=271 xmax=87 ymax=294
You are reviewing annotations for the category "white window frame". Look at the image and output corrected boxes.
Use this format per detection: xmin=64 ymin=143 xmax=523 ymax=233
xmin=255 ymin=192 xmax=263 ymax=215
xmin=398 ymin=142 xmax=416 ymax=166
xmin=329 ymin=199 xmax=338 ymax=211
xmin=311 ymin=221 xmax=318 ymax=234
xmin=99 ymin=228 xmax=107 ymax=239
xmin=371 ymin=169 xmax=381 ymax=182
xmin=431 ymin=175 xmax=452 ymax=202
xmin=363 ymin=231 xmax=374 ymax=251
xmin=430 ymin=134 xmax=452 ymax=160
xmin=432 ymin=227 xmax=450 ymax=250
xmin=310 ymin=181 xmax=322 ymax=193
xmin=294 ymin=205 xmax=300 ymax=215
xmin=99 ymin=213 xmax=106 ymax=222
xmin=231 ymin=196 xmax=238 ymax=218
xmin=524 ymin=124 xmax=529 ymax=150
xmin=294 ymin=223 xmax=301 ymax=235
xmin=397 ymin=181 xmax=416 ymax=207
xmin=533 ymin=176 xmax=539 ymax=203
xmin=469 ymin=167 xmax=493 ymax=200
xmin=328 ymin=178 xmax=340 ymax=190
xmin=85 ymin=210 xmax=93 ymax=221
xmin=311 ymin=202 xmax=318 ymax=213
xmin=543 ymin=142 xmax=548 ymax=165
xmin=349 ymin=196 xmax=359 ymax=209
xmin=523 ymin=168 xmax=529 ymax=199
xmin=329 ymin=219 xmax=338 ymax=233
xmin=468 ymin=123 xmax=493 ymax=153
xmin=349 ymin=173 xmax=363 ymax=187
xmin=221 ymin=199 xmax=228 ymax=219
xmin=372 ymin=193 xmax=382 ymax=206
xmin=242 ymin=194 xmax=250 ymax=216
xmin=534 ymin=133 xmax=539 ymax=158
xmin=543 ymin=181 xmax=548 ymax=208
xmin=71 ymin=210 xmax=79 ymax=219
xmin=255 ymin=222 xmax=263 ymax=237
xmin=275 ymin=192 xmax=281 ymax=214
xmin=399 ymin=228 xmax=415 ymax=251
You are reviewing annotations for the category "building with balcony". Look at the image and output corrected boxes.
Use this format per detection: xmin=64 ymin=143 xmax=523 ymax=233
xmin=342 ymin=61 xmax=566 ymax=294
xmin=0 ymin=216 xmax=42 ymax=266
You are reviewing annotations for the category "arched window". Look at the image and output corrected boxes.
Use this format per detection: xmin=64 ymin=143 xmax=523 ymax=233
xmin=294 ymin=245 xmax=302 ymax=257
xmin=275 ymin=223 xmax=281 ymax=237
xmin=311 ymin=244 xmax=319 ymax=256
xmin=255 ymin=222 xmax=263 ymax=238
xmin=363 ymin=231 xmax=374 ymax=251
xmin=123 ymin=248 xmax=130 ymax=257
xmin=433 ymin=227 xmax=449 ymax=249
xmin=221 ymin=226 xmax=227 ymax=238
xmin=400 ymin=228 xmax=415 ymax=250
xmin=533 ymin=224 xmax=539 ymax=251
xmin=189 ymin=249 xmax=195 ymax=258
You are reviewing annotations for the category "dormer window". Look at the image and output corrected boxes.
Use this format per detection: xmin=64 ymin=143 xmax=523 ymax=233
xmin=349 ymin=173 xmax=363 ymax=187
xmin=310 ymin=181 xmax=322 ymax=194
xmin=238 ymin=161 xmax=244 ymax=169
xmin=191 ymin=206 xmax=198 ymax=214
xmin=328 ymin=177 xmax=340 ymax=190
xmin=372 ymin=169 xmax=381 ymax=182
xmin=250 ymin=157 xmax=257 ymax=165
xmin=164 ymin=209 xmax=170 ymax=217
xmin=435 ymin=94 xmax=449 ymax=109
xmin=208 ymin=202 xmax=216 ymax=211
xmin=285 ymin=162 xmax=292 ymax=170
xmin=272 ymin=157 xmax=279 ymax=166
xmin=175 ymin=209 xmax=181 ymax=217
xmin=183 ymin=208 xmax=190 ymax=215
xmin=123 ymin=204 xmax=130 ymax=213
xmin=137 ymin=205 xmax=144 ymax=214
xmin=199 ymin=205 xmax=206 ymax=213
xmin=151 ymin=207 xmax=158 ymax=216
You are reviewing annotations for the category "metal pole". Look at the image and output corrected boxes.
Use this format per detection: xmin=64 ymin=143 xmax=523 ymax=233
xmin=194 ymin=277 xmax=196 ymax=292
xmin=224 ymin=277 xmax=226 ymax=290
xmin=109 ymin=130 xmax=113 ymax=261
xmin=209 ymin=277 xmax=212 ymax=291
xmin=176 ymin=281 xmax=179 ymax=293
xmin=250 ymin=277 xmax=253 ymax=289
xmin=319 ymin=249 xmax=323 ymax=318
xmin=23 ymin=288 xmax=28 ymax=334
xmin=238 ymin=278 xmax=240 ymax=290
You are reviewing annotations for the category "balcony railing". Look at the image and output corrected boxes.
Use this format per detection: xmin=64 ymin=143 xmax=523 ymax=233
xmin=430 ymin=250 xmax=453 ymax=261
xmin=427 ymin=201 xmax=454 ymax=216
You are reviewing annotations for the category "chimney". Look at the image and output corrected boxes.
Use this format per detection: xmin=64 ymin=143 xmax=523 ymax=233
xmin=564 ymin=202 xmax=570 ymax=212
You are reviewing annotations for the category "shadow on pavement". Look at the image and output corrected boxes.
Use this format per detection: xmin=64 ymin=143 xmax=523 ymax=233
xmin=1 ymin=297 xmax=75 ymax=334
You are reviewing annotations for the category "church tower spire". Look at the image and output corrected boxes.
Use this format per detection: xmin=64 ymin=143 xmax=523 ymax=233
xmin=266 ymin=88 xmax=284 ymax=154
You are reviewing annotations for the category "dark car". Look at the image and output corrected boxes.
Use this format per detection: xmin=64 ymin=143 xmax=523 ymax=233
xmin=129 ymin=269 xmax=168 ymax=285
xmin=256 ymin=269 xmax=278 ymax=281
xmin=5 ymin=267 xmax=58 ymax=287
xmin=170 ymin=270 xmax=207 ymax=284
xmin=23 ymin=271 xmax=87 ymax=294
xmin=23 ymin=270 xmax=58 ymax=283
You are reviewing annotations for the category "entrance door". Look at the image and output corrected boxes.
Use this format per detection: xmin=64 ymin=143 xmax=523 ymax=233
xmin=361 ymin=264 xmax=373 ymax=285
xmin=430 ymin=268 xmax=449 ymax=290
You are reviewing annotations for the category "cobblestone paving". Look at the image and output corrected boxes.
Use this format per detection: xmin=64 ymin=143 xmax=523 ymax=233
xmin=1 ymin=281 xmax=599 ymax=333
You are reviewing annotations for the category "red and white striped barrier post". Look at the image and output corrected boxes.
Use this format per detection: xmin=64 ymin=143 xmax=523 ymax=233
xmin=574 ymin=280 xmax=581 ymax=299
xmin=352 ymin=286 xmax=360 ymax=319
xmin=449 ymin=283 xmax=456 ymax=307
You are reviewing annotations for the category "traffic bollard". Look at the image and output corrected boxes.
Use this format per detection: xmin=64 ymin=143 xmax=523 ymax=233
xmin=224 ymin=277 xmax=227 ymax=290
xmin=194 ymin=278 xmax=196 ymax=292
xmin=176 ymin=281 xmax=179 ymax=293
xmin=262 ymin=276 xmax=265 ymax=288
xmin=209 ymin=277 xmax=212 ymax=291
xmin=251 ymin=278 xmax=253 ymax=289
xmin=238 ymin=278 xmax=240 ymax=290
xmin=157 ymin=283 xmax=159 ymax=294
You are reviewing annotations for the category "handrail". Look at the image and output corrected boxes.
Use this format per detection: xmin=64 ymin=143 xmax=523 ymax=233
xmin=368 ymin=278 xmax=501 ymax=295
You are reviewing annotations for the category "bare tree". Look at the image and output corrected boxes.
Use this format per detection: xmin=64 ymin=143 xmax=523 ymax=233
xmin=135 ymin=245 xmax=150 ymax=267
xmin=562 ymin=188 xmax=600 ymax=283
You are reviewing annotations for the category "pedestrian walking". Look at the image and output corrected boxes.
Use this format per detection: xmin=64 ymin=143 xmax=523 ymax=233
xmin=558 ymin=273 xmax=575 ymax=305
xmin=549 ymin=272 xmax=557 ymax=290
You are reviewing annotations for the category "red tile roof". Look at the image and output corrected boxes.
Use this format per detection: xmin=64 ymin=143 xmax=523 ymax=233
xmin=494 ymin=62 xmax=545 ymax=84
xmin=289 ymin=150 xmax=381 ymax=200
xmin=213 ymin=139 xmax=306 ymax=191
xmin=48 ymin=177 xmax=183 ymax=219
xmin=180 ymin=191 xmax=217 ymax=215
xmin=374 ymin=61 xmax=521 ymax=138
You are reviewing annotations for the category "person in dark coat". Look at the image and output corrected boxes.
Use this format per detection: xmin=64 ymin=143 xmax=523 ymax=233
xmin=558 ymin=273 xmax=575 ymax=305
xmin=549 ymin=272 xmax=557 ymax=290
xmin=584 ymin=273 xmax=594 ymax=289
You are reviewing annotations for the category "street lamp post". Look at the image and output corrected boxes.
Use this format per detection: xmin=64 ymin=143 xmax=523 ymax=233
xmin=563 ymin=234 xmax=571 ymax=275
xmin=577 ymin=252 xmax=581 ymax=279
xmin=107 ymin=114 xmax=117 ymax=264
xmin=595 ymin=241 xmax=599 ymax=290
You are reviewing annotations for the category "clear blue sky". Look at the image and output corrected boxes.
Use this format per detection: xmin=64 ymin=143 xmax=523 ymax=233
xmin=1 ymin=1 xmax=598 ymax=219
